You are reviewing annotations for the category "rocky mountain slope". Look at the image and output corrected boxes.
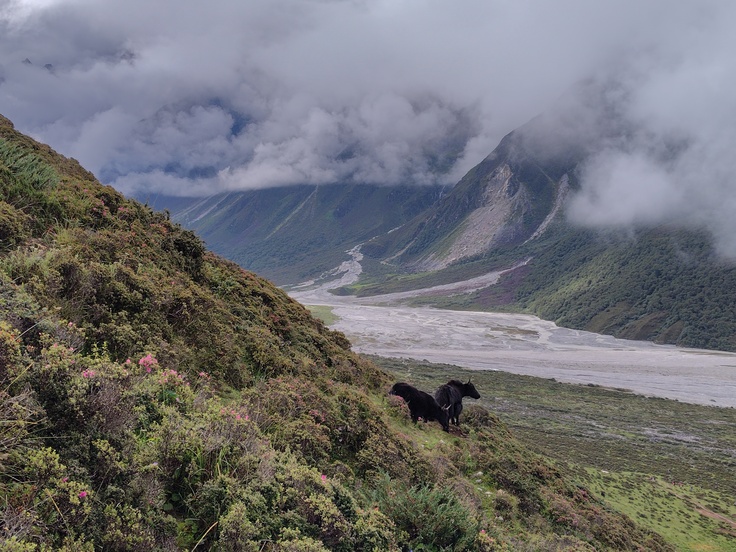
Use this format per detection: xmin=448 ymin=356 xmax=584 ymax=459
xmin=0 ymin=114 xmax=673 ymax=549
xmin=360 ymin=125 xmax=574 ymax=270
xmin=349 ymin=87 xmax=736 ymax=352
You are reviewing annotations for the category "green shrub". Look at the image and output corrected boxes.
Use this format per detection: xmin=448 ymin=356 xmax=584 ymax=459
xmin=216 ymin=501 xmax=261 ymax=551
xmin=364 ymin=474 xmax=480 ymax=552
xmin=3 ymin=446 xmax=95 ymax=548
xmin=0 ymin=200 xmax=30 ymax=251
xmin=0 ymin=320 xmax=21 ymax=379
xmin=94 ymin=503 xmax=156 ymax=551
xmin=352 ymin=506 xmax=400 ymax=552
xmin=272 ymin=532 xmax=330 ymax=552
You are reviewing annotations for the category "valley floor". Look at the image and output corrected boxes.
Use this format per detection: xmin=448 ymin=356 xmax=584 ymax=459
xmin=289 ymin=260 xmax=736 ymax=408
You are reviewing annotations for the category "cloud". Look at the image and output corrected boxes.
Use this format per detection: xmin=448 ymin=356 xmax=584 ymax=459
xmin=1 ymin=0 xmax=735 ymax=265
xmin=561 ymin=1 xmax=736 ymax=258
xmin=568 ymin=150 xmax=688 ymax=227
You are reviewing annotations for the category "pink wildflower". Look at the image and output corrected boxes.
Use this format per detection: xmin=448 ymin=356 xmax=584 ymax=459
xmin=321 ymin=474 xmax=327 ymax=482
xmin=78 ymin=491 xmax=88 ymax=499
xmin=139 ymin=353 xmax=158 ymax=373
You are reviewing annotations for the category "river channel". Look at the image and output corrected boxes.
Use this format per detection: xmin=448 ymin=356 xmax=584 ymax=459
xmin=289 ymin=251 xmax=736 ymax=408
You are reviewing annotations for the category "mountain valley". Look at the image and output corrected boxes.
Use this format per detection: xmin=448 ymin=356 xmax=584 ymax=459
xmin=1 ymin=113 xmax=694 ymax=549
xmin=162 ymin=97 xmax=736 ymax=354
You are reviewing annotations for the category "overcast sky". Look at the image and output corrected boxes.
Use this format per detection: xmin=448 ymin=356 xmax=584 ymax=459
xmin=2 ymin=0 xmax=736 ymax=253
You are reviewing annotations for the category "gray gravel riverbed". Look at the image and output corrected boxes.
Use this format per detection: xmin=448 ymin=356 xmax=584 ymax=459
xmin=289 ymin=253 xmax=736 ymax=408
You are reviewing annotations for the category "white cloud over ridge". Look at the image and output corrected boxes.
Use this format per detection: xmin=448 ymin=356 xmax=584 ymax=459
xmin=1 ymin=0 xmax=736 ymax=254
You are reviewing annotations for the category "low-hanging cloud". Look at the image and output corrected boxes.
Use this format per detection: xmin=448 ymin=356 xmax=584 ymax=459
xmin=563 ymin=4 xmax=736 ymax=258
xmin=2 ymin=0 xmax=736 ymax=259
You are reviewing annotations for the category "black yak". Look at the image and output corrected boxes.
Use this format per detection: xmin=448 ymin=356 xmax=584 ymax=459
xmin=389 ymin=382 xmax=450 ymax=432
xmin=435 ymin=379 xmax=480 ymax=426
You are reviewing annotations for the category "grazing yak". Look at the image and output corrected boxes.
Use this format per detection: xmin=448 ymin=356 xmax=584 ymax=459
xmin=435 ymin=379 xmax=481 ymax=427
xmin=389 ymin=382 xmax=450 ymax=432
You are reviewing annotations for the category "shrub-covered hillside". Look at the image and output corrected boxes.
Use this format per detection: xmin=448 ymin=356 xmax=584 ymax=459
xmin=0 ymin=114 xmax=672 ymax=550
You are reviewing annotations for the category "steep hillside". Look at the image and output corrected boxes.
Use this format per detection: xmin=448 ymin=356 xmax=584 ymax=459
xmin=513 ymin=224 xmax=736 ymax=350
xmin=360 ymin=216 xmax=736 ymax=352
xmin=0 ymin=115 xmax=675 ymax=550
xmin=156 ymin=183 xmax=446 ymax=285
xmin=359 ymin=79 xmax=613 ymax=271
xmin=362 ymin=128 xmax=573 ymax=270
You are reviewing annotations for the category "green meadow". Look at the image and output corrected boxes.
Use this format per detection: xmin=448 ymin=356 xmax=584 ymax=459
xmin=371 ymin=355 xmax=736 ymax=551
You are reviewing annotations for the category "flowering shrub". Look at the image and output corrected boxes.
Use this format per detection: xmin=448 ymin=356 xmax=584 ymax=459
xmin=156 ymin=367 xmax=192 ymax=406
xmin=138 ymin=353 xmax=159 ymax=373
xmin=5 ymin=447 xmax=94 ymax=547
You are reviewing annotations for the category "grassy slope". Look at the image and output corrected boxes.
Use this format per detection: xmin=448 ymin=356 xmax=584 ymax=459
xmin=0 ymin=114 xmax=673 ymax=550
xmin=371 ymin=356 xmax=736 ymax=552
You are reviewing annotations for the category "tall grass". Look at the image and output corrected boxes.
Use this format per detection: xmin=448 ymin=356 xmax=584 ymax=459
xmin=0 ymin=138 xmax=63 ymax=231
xmin=0 ymin=138 xmax=60 ymax=191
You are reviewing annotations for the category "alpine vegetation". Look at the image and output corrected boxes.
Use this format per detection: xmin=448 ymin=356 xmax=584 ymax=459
xmin=0 ymin=114 xmax=673 ymax=550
